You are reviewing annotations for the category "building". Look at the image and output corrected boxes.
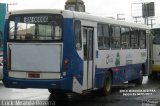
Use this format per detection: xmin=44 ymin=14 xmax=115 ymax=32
xmin=65 ymin=0 xmax=85 ymax=12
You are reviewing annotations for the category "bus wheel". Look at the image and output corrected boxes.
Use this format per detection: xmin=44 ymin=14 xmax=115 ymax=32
xmin=100 ymin=71 xmax=112 ymax=96
xmin=129 ymin=69 xmax=143 ymax=85
xmin=135 ymin=69 xmax=143 ymax=85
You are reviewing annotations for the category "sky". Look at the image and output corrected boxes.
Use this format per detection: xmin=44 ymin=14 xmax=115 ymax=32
xmin=1 ymin=0 xmax=160 ymax=27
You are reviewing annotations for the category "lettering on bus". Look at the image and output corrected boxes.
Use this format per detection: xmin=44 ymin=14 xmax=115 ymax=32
xmin=24 ymin=16 xmax=48 ymax=23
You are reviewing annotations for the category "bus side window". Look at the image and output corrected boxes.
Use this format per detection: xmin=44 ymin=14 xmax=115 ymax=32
xmin=75 ymin=20 xmax=82 ymax=50
xmin=97 ymin=24 xmax=110 ymax=50
xmin=130 ymin=28 xmax=139 ymax=49
xmin=83 ymin=29 xmax=87 ymax=60
xmin=110 ymin=26 xmax=121 ymax=49
xmin=139 ymin=30 xmax=146 ymax=49
xmin=97 ymin=24 xmax=103 ymax=49
xmin=103 ymin=24 xmax=110 ymax=49
xmin=121 ymin=27 xmax=130 ymax=49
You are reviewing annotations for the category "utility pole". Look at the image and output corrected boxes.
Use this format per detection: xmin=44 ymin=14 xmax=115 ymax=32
xmin=75 ymin=0 xmax=78 ymax=11
xmin=133 ymin=16 xmax=141 ymax=23
xmin=149 ymin=18 xmax=155 ymax=28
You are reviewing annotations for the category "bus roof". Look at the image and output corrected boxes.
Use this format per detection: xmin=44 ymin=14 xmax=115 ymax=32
xmin=7 ymin=9 xmax=150 ymax=30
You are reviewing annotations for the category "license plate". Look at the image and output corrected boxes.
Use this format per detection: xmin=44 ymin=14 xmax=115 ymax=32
xmin=28 ymin=72 xmax=40 ymax=78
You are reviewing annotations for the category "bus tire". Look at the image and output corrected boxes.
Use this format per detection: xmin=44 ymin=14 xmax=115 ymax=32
xmin=100 ymin=71 xmax=112 ymax=96
xmin=129 ymin=68 xmax=143 ymax=85
xmin=135 ymin=68 xmax=143 ymax=85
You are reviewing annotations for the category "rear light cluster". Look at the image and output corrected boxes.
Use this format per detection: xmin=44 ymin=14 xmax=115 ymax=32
xmin=63 ymin=58 xmax=69 ymax=71
xmin=62 ymin=58 xmax=69 ymax=77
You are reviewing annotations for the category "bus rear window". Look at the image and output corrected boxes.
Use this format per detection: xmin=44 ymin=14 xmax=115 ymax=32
xmin=9 ymin=14 xmax=63 ymax=41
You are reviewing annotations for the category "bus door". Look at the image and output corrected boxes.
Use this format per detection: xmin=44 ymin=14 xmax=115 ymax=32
xmin=83 ymin=27 xmax=94 ymax=90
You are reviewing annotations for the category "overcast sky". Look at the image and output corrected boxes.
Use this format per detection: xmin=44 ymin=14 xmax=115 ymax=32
xmin=1 ymin=0 xmax=160 ymax=27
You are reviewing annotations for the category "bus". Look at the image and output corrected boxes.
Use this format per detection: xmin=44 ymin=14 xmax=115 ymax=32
xmin=3 ymin=9 xmax=150 ymax=95
xmin=150 ymin=28 xmax=160 ymax=79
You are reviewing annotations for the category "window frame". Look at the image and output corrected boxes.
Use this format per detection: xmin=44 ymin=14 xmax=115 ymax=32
xmin=97 ymin=23 xmax=110 ymax=50
xmin=130 ymin=28 xmax=139 ymax=49
xmin=8 ymin=14 xmax=63 ymax=43
xmin=75 ymin=20 xmax=82 ymax=50
xmin=110 ymin=25 xmax=121 ymax=49
xmin=121 ymin=26 xmax=130 ymax=49
xmin=139 ymin=29 xmax=146 ymax=49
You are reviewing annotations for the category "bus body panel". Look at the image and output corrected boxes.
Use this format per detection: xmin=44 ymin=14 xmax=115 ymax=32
xmin=94 ymin=48 xmax=146 ymax=88
xmin=94 ymin=63 xmax=142 ymax=88
xmin=3 ymin=76 xmax=73 ymax=90
xmin=152 ymin=44 xmax=160 ymax=72
xmin=8 ymin=43 xmax=62 ymax=73
xmin=3 ymin=9 xmax=150 ymax=94
xmin=63 ymin=18 xmax=84 ymax=93
xmin=150 ymin=28 xmax=160 ymax=77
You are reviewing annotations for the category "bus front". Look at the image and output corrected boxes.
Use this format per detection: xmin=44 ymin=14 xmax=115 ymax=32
xmin=3 ymin=10 xmax=73 ymax=92
xmin=151 ymin=28 xmax=160 ymax=78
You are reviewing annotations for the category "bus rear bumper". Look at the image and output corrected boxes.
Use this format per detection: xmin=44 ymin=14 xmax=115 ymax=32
xmin=3 ymin=76 xmax=73 ymax=91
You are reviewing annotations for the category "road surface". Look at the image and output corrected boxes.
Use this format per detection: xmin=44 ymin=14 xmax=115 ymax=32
xmin=0 ymin=77 xmax=160 ymax=106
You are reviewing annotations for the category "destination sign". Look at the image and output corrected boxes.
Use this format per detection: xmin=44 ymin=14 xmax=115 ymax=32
xmin=24 ymin=16 xmax=48 ymax=23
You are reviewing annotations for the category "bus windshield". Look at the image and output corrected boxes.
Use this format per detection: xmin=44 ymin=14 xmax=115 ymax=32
xmin=9 ymin=14 xmax=63 ymax=41
xmin=152 ymin=29 xmax=160 ymax=44
xmin=153 ymin=35 xmax=160 ymax=44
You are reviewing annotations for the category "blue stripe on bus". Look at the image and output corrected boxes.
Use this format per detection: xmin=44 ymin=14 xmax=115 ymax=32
xmin=63 ymin=18 xmax=83 ymax=85
xmin=94 ymin=63 xmax=142 ymax=88
xmin=3 ymin=76 xmax=73 ymax=90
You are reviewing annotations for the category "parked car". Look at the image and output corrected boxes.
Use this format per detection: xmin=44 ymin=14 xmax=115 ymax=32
xmin=0 ymin=56 xmax=3 ymax=80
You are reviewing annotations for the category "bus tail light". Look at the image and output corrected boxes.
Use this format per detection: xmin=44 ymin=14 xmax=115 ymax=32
xmin=63 ymin=58 xmax=69 ymax=71
xmin=64 ymin=59 xmax=69 ymax=64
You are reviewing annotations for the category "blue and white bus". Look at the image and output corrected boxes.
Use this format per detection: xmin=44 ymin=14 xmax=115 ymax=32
xmin=149 ymin=28 xmax=160 ymax=79
xmin=3 ymin=9 xmax=150 ymax=95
